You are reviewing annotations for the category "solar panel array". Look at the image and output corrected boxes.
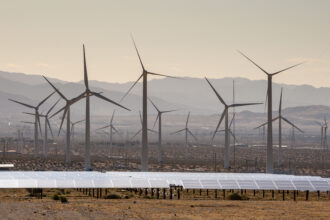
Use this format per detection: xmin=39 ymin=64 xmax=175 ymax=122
xmin=0 ymin=171 xmax=329 ymax=191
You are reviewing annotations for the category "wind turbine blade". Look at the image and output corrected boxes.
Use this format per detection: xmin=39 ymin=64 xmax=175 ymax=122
xmin=148 ymin=98 xmax=160 ymax=112
xmin=23 ymin=112 xmax=37 ymax=116
xmin=49 ymin=105 xmax=66 ymax=119
xmin=131 ymin=34 xmax=145 ymax=71
xmin=47 ymin=118 xmax=54 ymax=139
xmin=120 ymin=73 xmax=143 ymax=102
xmin=38 ymin=92 xmax=55 ymax=108
xmin=96 ymin=125 xmax=111 ymax=130
xmin=162 ymin=109 xmax=177 ymax=114
xmin=237 ymin=50 xmax=269 ymax=75
xmin=205 ymin=77 xmax=227 ymax=106
xmin=254 ymin=116 xmax=280 ymax=129
xmin=73 ymin=119 xmax=85 ymax=125
xmin=281 ymin=116 xmax=304 ymax=133
xmin=91 ymin=92 xmax=130 ymax=111
xmin=170 ymin=128 xmax=186 ymax=135
xmin=147 ymin=72 xmax=179 ymax=79
xmin=271 ymin=62 xmax=304 ymax=76
xmin=139 ymin=111 xmax=143 ymax=125
xmin=130 ymin=129 xmax=142 ymax=140
xmin=212 ymin=109 xmax=226 ymax=140
xmin=230 ymin=102 xmax=262 ymax=107
xmin=279 ymin=88 xmax=283 ymax=114
xmin=187 ymin=129 xmax=198 ymax=141
xmin=153 ymin=114 xmax=159 ymax=129
xmin=21 ymin=121 xmax=34 ymax=124
xmin=186 ymin=112 xmax=190 ymax=128
xmin=229 ymin=130 xmax=237 ymax=142
xmin=148 ymin=128 xmax=157 ymax=133
xmin=42 ymin=76 xmax=67 ymax=101
xmin=47 ymin=98 xmax=61 ymax=115
xmin=110 ymin=110 xmax=116 ymax=124
xmin=57 ymin=107 xmax=68 ymax=136
xmin=8 ymin=99 xmax=35 ymax=109
xmin=83 ymin=44 xmax=89 ymax=89
xmin=229 ymin=113 xmax=236 ymax=129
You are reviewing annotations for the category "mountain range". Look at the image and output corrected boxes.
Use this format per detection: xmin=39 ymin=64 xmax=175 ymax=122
xmin=0 ymin=70 xmax=329 ymax=134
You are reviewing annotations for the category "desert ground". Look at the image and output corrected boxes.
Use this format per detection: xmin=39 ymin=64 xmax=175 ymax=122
xmin=0 ymin=188 xmax=329 ymax=220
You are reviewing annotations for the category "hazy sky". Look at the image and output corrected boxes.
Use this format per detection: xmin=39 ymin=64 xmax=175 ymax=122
xmin=1 ymin=0 xmax=330 ymax=87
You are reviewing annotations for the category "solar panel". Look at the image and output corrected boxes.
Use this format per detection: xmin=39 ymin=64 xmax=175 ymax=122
xmin=93 ymin=178 xmax=112 ymax=188
xmin=112 ymin=178 xmax=132 ymax=188
xmin=55 ymin=179 xmax=75 ymax=188
xmin=18 ymin=179 xmax=37 ymax=188
xmin=181 ymin=179 xmax=202 ymax=189
xmin=274 ymin=180 xmax=295 ymax=190
xmin=310 ymin=180 xmax=330 ymax=192
xmin=218 ymin=179 xmax=240 ymax=189
xmin=0 ymin=171 xmax=328 ymax=192
xmin=37 ymin=179 xmax=56 ymax=188
xmin=255 ymin=180 xmax=276 ymax=190
xmin=200 ymin=179 xmax=221 ymax=189
xmin=0 ymin=179 xmax=18 ymax=188
xmin=149 ymin=179 xmax=169 ymax=188
xmin=74 ymin=179 xmax=94 ymax=188
xmin=292 ymin=180 xmax=314 ymax=191
xmin=131 ymin=178 xmax=150 ymax=188
xmin=237 ymin=180 xmax=258 ymax=190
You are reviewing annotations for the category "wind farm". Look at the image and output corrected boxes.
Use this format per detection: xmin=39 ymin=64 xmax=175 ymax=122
xmin=0 ymin=1 xmax=330 ymax=219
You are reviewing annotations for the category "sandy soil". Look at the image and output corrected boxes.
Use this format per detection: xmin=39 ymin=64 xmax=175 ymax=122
xmin=0 ymin=189 xmax=329 ymax=220
xmin=0 ymin=197 xmax=329 ymax=220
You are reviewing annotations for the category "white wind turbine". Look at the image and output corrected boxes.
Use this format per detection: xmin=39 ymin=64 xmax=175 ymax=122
xmin=81 ymin=45 xmax=130 ymax=170
xmin=238 ymin=51 xmax=303 ymax=173
xmin=120 ymin=35 xmax=178 ymax=171
xmin=171 ymin=112 xmax=197 ymax=157
xmin=43 ymin=76 xmax=87 ymax=163
xmin=205 ymin=77 xmax=261 ymax=169
xmin=23 ymin=98 xmax=60 ymax=157
xmin=9 ymin=92 xmax=55 ymax=158
xmin=149 ymin=98 xmax=176 ymax=163
xmin=96 ymin=110 xmax=121 ymax=157
xmin=255 ymin=88 xmax=303 ymax=167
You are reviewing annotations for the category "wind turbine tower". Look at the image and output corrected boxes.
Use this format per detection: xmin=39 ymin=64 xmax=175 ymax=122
xmin=238 ymin=51 xmax=303 ymax=173
xmin=205 ymin=77 xmax=261 ymax=169
xmin=120 ymin=36 xmax=177 ymax=171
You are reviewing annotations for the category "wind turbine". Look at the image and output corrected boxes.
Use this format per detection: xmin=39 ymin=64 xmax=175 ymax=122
xmin=149 ymin=98 xmax=176 ymax=163
xmin=96 ymin=110 xmax=121 ymax=157
xmin=120 ymin=36 xmax=178 ymax=171
xmin=205 ymin=77 xmax=261 ymax=169
xmin=238 ymin=51 xmax=303 ymax=173
xmin=23 ymin=98 xmax=60 ymax=158
xmin=171 ymin=112 xmax=197 ymax=157
xmin=81 ymin=45 xmax=130 ymax=170
xmin=43 ymin=76 xmax=87 ymax=164
xmin=70 ymin=119 xmax=84 ymax=152
xmin=255 ymin=88 xmax=303 ymax=167
xmin=9 ymin=92 xmax=55 ymax=158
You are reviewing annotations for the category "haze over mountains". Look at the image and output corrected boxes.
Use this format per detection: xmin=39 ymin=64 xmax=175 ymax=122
xmin=0 ymin=70 xmax=329 ymax=134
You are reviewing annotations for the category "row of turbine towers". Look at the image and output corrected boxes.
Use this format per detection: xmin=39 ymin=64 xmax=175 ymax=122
xmin=9 ymin=37 xmax=306 ymax=173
